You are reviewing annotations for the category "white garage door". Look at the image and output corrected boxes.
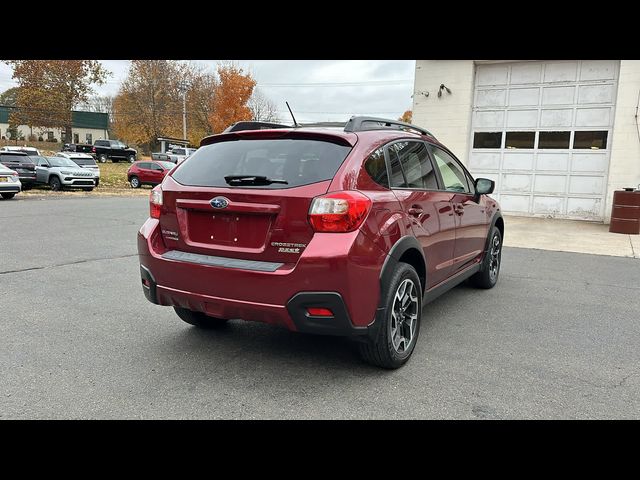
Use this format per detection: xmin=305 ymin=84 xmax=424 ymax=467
xmin=467 ymin=60 xmax=619 ymax=220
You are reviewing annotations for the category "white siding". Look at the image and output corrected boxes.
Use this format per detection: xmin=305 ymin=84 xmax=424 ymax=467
xmin=606 ymin=60 xmax=640 ymax=222
xmin=412 ymin=60 xmax=475 ymax=162
xmin=0 ymin=124 xmax=108 ymax=143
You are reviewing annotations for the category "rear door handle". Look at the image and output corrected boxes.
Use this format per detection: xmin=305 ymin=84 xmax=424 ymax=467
xmin=408 ymin=206 xmax=423 ymax=217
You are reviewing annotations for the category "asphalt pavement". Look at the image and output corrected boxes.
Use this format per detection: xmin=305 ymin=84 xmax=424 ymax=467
xmin=1 ymin=195 xmax=639 ymax=419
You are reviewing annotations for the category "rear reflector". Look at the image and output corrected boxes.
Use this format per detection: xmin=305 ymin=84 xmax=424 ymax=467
xmin=306 ymin=307 xmax=334 ymax=317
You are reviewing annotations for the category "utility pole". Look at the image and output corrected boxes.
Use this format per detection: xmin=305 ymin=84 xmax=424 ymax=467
xmin=182 ymin=88 xmax=187 ymax=142
xmin=179 ymin=80 xmax=189 ymax=143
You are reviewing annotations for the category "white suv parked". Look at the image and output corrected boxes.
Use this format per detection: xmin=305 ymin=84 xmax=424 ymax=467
xmin=33 ymin=156 xmax=96 ymax=191
xmin=56 ymin=152 xmax=101 ymax=187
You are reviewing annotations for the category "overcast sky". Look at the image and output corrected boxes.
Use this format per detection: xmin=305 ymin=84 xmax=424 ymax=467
xmin=0 ymin=60 xmax=416 ymax=123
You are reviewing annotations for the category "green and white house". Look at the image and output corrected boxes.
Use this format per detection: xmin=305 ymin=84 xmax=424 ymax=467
xmin=0 ymin=105 xmax=109 ymax=145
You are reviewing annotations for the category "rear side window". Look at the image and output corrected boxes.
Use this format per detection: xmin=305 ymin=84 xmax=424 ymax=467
xmin=172 ymin=138 xmax=353 ymax=189
xmin=364 ymin=147 xmax=389 ymax=188
xmin=71 ymin=157 xmax=97 ymax=166
xmin=428 ymin=145 xmax=471 ymax=193
xmin=0 ymin=154 xmax=32 ymax=163
xmin=395 ymin=141 xmax=438 ymax=190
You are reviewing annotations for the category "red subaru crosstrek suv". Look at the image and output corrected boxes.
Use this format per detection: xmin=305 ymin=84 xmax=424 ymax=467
xmin=138 ymin=117 xmax=503 ymax=368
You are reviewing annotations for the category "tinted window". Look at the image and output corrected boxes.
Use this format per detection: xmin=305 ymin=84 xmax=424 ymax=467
xmin=573 ymin=131 xmax=608 ymax=149
xmin=364 ymin=147 xmax=389 ymax=188
xmin=473 ymin=132 xmax=502 ymax=148
xmin=150 ymin=163 xmax=163 ymax=171
xmin=0 ymin=154 xmax=32 ymax=164
xmin=428 ymin=145 xmax=471 ymax=193
xmin=172 ymin=138 xmax=352 ymax=189
xmin=71 ymin=157 xmax=97 ymax=166
xmin=138 ymin=162 xmax=151 ymax=169
xmin=539 ymin=131 xmax=570 ymax=149
xmin=393 ymin=141 xmax=438 ymax=190
xmin=48 ymin=157 xmax=78 ymax=167
xmin=387 ymin=146 xmax=406 ymax=188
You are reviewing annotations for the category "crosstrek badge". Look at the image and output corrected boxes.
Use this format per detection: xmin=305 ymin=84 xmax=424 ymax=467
xmin=271 ymin=241 xmax=307 ymax=253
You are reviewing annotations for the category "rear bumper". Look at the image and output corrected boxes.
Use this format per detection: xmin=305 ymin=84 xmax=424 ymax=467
xmin=0 ymin=184 xmax=21 ymax=193
xmin=138 ymin=218 xmax=387 ymax=336
xmin=17 ymin=174 xmax=36 ymax=184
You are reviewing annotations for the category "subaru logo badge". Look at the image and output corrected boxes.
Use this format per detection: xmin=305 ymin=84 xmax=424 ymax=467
xmin=210 ymin=196 xmax=229 ymax=209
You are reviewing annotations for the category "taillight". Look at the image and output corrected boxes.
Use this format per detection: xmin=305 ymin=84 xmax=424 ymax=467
xmin=308 ymin=191 xmax=372 ymax=233
xmin=150 ymin=185 xmax=163 ymax=219
xmin=92 ymin=146 xmax=96 ymax=153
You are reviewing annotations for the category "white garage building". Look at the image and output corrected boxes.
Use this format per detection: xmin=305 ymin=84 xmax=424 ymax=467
xmin=412 ymin=60 xmax=640 ymax=222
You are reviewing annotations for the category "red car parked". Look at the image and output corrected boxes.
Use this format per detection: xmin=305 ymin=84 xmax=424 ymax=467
xmin=137 ymin=117 xmax=504 ymax=368
xmin=128 ymin=160 xmax=175 ymax=188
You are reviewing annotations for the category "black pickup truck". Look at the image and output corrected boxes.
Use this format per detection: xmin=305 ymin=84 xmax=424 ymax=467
xmin=0 ymin=151 xmax=36 ymax=188
xmin=63 ymin=140 xmax=137 ymax=163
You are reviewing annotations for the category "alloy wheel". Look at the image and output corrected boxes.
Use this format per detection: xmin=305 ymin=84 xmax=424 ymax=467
xmin=489 ymin=234 xmax=501 ymax=281
xmin=390 ymin=279 xmax=419 ymax=354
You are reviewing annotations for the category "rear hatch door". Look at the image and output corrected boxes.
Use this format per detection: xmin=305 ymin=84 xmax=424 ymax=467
xmin=159 ymin=130 xmax=357 ymax=265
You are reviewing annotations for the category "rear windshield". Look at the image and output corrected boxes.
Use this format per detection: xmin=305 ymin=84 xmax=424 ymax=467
xmin=71 ymin=157 xmax=97 ymax=166
xmin=172 ymin=138 xmax=352 ymax=189
xmin=0 ymin=154 xmax=33 ymax=164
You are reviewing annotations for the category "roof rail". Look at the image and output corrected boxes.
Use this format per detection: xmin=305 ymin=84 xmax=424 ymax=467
xmin=297 ymin=121 xmax=346 ymax=128
xmin=343 ymin=116 xmax=435 ymax=138
xmin=224 ymin=121 xmax=291 ymax=132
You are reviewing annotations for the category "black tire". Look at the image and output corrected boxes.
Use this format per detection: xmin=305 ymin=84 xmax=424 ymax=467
xmin=1 ymin=193 xmax=15 ymax=199
xmin=98 ymin=154 xmax=107 ymax=163
xmin=173 ymin=306 xmax=229 ymax=329
xmin=128 ymin=155 xmax=136 ymax=163
xmin=469 ymin=226 xmax=502 ymax=289
xmin=82 ymin=187 xmax=93 ymax=192
xmin=358 ymin=263 xmax=422 ymax=369
xmin=129 ymin=176 xmax=141 ymax=188
xmin=49 ymin=176 xmax=62 ymax=191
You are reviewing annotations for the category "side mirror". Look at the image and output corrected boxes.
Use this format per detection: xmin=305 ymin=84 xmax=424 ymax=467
xmin=475 ymin=178 xmax=495 ymax=195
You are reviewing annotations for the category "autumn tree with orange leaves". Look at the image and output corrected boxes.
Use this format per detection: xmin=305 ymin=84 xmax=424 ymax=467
xmin=207 ymin=65 xmax=256 ymax=134
xmin=398 ymin=110 xmax=412 ymax=123
xmin=2 ymin=60 xmax=109 ymax=142
xmin=113 ymin=61 xmax=257 ymax=152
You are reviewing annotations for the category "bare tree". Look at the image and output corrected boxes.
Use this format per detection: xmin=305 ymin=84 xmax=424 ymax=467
xmin=80 ymin=95 xmax=115 ymax=114
xmin=248 ymin=89 xmax=279 ymax=123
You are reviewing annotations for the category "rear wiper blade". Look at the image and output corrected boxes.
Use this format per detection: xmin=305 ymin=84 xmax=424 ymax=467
xmin=224 ymin=175 xmax=288 ymax=185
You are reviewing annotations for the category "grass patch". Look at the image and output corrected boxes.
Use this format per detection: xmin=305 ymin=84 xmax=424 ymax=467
xmin=99 ymin=162 xmax=134 ymax=189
